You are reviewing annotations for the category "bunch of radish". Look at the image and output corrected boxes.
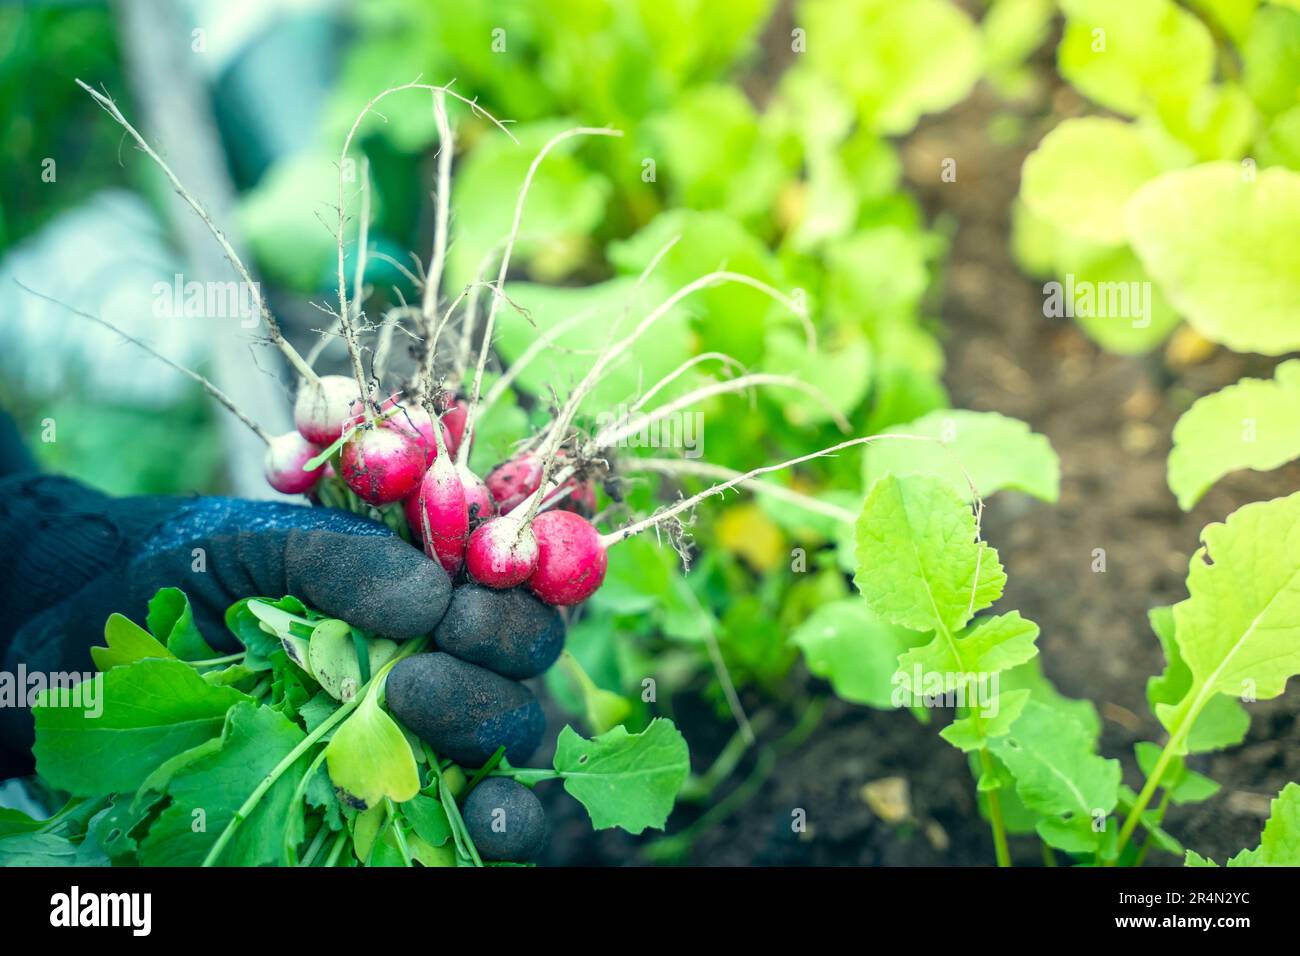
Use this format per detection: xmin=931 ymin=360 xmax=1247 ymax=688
xmin=58 ymin=81 xmax=854 ymax=617
xmin=269 ymin=369 xmax=609 ymax=607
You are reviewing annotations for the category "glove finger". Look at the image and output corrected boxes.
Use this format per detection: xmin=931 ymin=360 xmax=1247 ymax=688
xmin=283 ymin=530 xmax=452 ymax=640
xmin=135 ymin=497 xmax=390 ymax=560
xmin=435 ymin=584 xmax=565 ymax=679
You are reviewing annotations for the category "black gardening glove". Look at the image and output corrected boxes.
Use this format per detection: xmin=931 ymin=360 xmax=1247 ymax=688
xmin=0 ymin=473 xmax=560 ymax=861
xmin=0 ymin=473 xmax=453 ymax=775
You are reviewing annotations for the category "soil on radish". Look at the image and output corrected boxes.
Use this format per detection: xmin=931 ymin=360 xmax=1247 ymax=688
xmin=534 ymin=81 xmax=1300 ymax=867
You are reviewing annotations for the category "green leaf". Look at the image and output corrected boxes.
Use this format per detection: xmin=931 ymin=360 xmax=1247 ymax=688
xmin=853 ymin=474 xmax=1007 ymax=634
xmin=1241 ymin=5 xmax=1300 ymax=117
xmin=1168 ymin=360 xmax=1300 ymax=509
xmin=466 ymin=387 xmax=531 ymax=477
xmin=0 ymin=808 xmax=42 ymax=839
xmin=246 ymin=598 xmax=315 ymax=642
xmin=1157 ymin=83 xmax=1258 ymax=161
xmin=762 ymin=326 xmax=873 ymax=425
xmin=401 ymin=794 xmax=452 ymax=848
xmin=1116 ymin=783 xmax=1184 ymax=857
xmin=1021 ymin=117 xmax=1189 ymax=244
xmin=238 ymin=148 xmax=369 ymax=292
xmin=134 ymin=737 xmax=224 ymax=811
xmin=90 ymin=613 xmax=175 ymax=671
xmin=147 ymin=588 xmax=218 ymax=662
xmin=608 ymin=209 xmax=783 ymax=365
xmin=1227 ymin=782 xmax=1300 ymax=866
xmin=552 ymin=719 xmax=690 ymax=834
xmin=799 ymin=0 xmax=981 ymax=135
xmin=990 ymin=699 xmax=1122 ymax=851
xmin=494 ymin=276 xmax=693 ymax=415
xmin=863 ymin=410 xmax=1060 ymax=504
xmin=223 ymin=598 xmax=285 ymax=672
xmin=1146 ymin=605 xmax=1251 ymax=753
xmin=790 ymin=599 xmax=928 ymax=708
xmin=1000 ymin=657 xmax=1102 ymax=741
xmin=645 ymin=84 xmax=785 ymax=222
xmin=448 ymin=121 xmax=611 ymax=288
xmin=1258 ymin=104 xmax=1300 ymax=170
xmin=1127 ymin=162 xmax=1300 ymax=354
xmin=1185 ymin=0 xmax=1258 ymax=45
xmin=325 ymin=691 xmax=420 ymax=810
xmin=1158 ymin=492 xmax=1300 ymax=752
xmin=554 ymin=650 xmax=632 ymax=735
xmin=1058 ymin=0 xmax=1215 ymax=116
xmin=308 ymin=619 xmax=399 ymax=703
xmin=940 ymin=688 xmax=1031 ymax=752
xmin=898 ymin=612 xmax=1041 ymax=682
xmin=0 ymin=831 xmax=106 ymax=867
xmin=1134 ymin=742 xmax=1221 ymax=805
xmin=88 ymin=795 xmax=156 ymax=862
xmin=350 ymin=804 xmax=386 ymax=864
xmin=139 ymin=702 xmax=310 ymax=866
xmin=1061 ymin=246 xmax=1184 ymax=355
xmin=824 ymin=226 xmax=935 ymax=327
xmin=33 ymin=659 xmax=246 ymax=795
xmin=982 ymin=0 xmax=1054 ymax=98
xmin=202 ymin=664 xmax=256 ymax=688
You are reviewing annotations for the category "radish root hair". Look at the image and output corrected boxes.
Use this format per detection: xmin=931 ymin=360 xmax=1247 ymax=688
xmin=458 ymin=125 xmax=625 ymax=468
xmin=75 ymin=79 xmax=319 ymax=386
xmin=15 ymin=280 xmax=271 ymax=444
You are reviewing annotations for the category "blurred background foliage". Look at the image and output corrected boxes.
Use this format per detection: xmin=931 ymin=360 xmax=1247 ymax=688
xmin=0 ymin=4 xmax=229 ymax=496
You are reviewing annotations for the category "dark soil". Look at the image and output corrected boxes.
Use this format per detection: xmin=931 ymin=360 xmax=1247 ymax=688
xmin=539 ymin=76 xmax=1300 ymax=866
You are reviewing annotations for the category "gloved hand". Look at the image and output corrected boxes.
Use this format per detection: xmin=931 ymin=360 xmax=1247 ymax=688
xmin=0 ymin=474 xmax=555 ymax=804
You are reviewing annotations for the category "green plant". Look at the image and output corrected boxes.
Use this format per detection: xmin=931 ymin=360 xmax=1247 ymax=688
xmin=838 ymin=469 xmax=1300 ymax=867
xmin=1014 ymin=0 xmax=1300 ymax=359
xmin=0 ymin=589 xmax=689 ymax=867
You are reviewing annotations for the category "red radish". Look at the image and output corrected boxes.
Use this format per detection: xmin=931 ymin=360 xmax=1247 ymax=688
xmin=528 ymin=510 xmax=607 ymax=606
xmin=294 ymin=374 xmax=359 ymax=445
xmin=459 ymin=465 xmax=496 ymax=525
xmin=340 ymin=426 xmax=426 ymax=505
xmin=487 ymin=453 xmax=544 ymax=513
xmin=384 ymin=403 xmax=450 ymax=465
xmin=417 ymin=453 xmax=469 ymax=576
xmin=466 ymin=516 xmax=539 ymax=588
xmin=349 ymin=394 xmax=449 ymax=465
xmin=263 ymin=431 xmax=323 ymax=495
xmin=443 ymin=398 xmax=469 ymax=457
xmin=403 ymin=445 xmax=473 ymax=546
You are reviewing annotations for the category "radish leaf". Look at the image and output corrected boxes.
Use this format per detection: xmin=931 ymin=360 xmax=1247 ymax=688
xmin=90 ymin=613 xmax=175 ymax=672
xmin=853 ymin=473 xmax=1006 ymax=634
xmin=863 ymin=410 xmax=1060 ymax=504
xmin=139 ymin=702 xmax=310 ymax=866
xmin=33 ymin=659 xmax=247 ymax=795
xmin=791 ymin=598 xmax=927 ymax=708
xmin=551 ymin=719 xmax=689 ymax=834
xmin=1127 ymin=163 xmax=1300 ymax=354
xmin=1159 ymin=491 xmax=1300 ymax=750
xmin=325 ymin=691 xmax=420 ymax=810
xmin=1168 ymin=360 xmax=1300 ymax=510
